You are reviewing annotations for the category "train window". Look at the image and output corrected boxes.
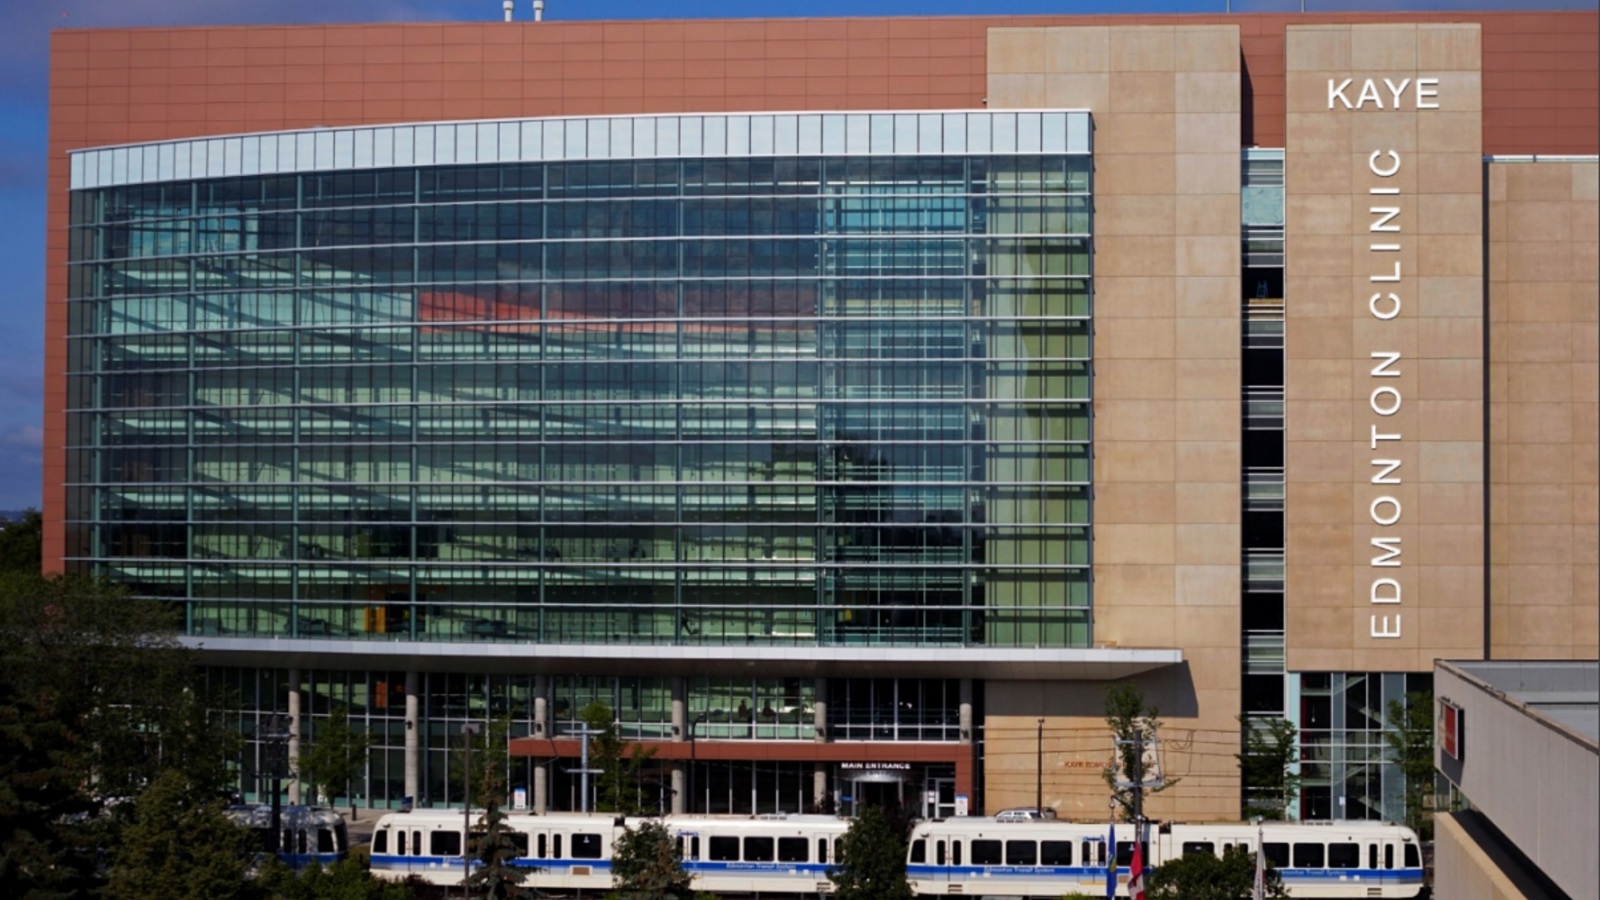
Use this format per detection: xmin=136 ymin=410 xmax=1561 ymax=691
xmin=817 ymin=838 xmax=827 ymax=864
xmin=971 ymin=839 xmax=1002 ymax=866
xmin=779 ymin=837 xmax=808 ymax=863
xmin=951 ymin=840 xmax=962 ymax=866
xmin=1115 ymin=842 xmax=1148 ymax=866
xmin=1292 ymin=843 xmax=1324 ymax=868
xmin=710 ymin=836 xmax=740 ymax=861
xmin=1041 ymin=841 xmax=1072 ymax=866
xmin=1328 ymin=843 xmax=1358 ymax=868
xmin=373 ymin=830 xmax=388 ymax=854
xmin=508 ymin=832 xmax=528 ymax=858
xmin=1384 ymin=844 xmax=1394 ymax=869
xmin=397 ymin=831 xmax=407 ymax=855
xmin=689 ymin=837 xmax=699 ymax=860
xmin=553 ymin=834 xmax=562 ymax=858
xmin=1006 ymin=841 xmax=1036 ymax=865
xmin=318 ymin=829 xmax=336 ymax=854
xmin=536 ymin=834 xmax=547 ymax=858
xmin=1263 ymin=842 xmax=1289 ymax=867
xmin=935 ymin=840 xmax=945 ymax=865
xmin=909 ymin=840 xmax=926 ymax=864
xmin=744 ymin=837 xmax=775 ymax=862
xmin=296 ymin=830 xmax=308 ymax=854
xmin=1081 ymin=841 xmax=1106 ymax=866
xmin=1182 ymin=841 xmax=1215 ymax=857
xmin=431 ymin=831 xmax=461 ymax=856
xmin=572 ymin=833 xmax=603 ymax=860
xmin=1404 ymin=845 xmax=1420 ymax=868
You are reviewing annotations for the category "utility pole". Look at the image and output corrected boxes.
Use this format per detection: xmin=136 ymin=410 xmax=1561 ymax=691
xmin=1131 ymin=729 xmax=1144 ymax=830
xmin=569 ymin=723 xmax=602 ymax=813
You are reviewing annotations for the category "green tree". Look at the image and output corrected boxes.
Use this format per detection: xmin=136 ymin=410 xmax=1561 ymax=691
xmin=298 ymin=703 xmax=371 ymax=816
xmin=0 ymin=508 xmax=42 ymax=573
xmin=580 ymin=702 xmax=655 ymax=815
xmin=1102 ymin=683 xmax=1176 ymax=822
xmin=827 ymin=805 xmax=912 ymax=900
xmin=261 ymin=855 xmax=413 ymax=900
xmin=466 ymin=798 xmax=534 ymax=900
xmin=1236 ymin=715 xmax=1301 ymax=820
xmin=1383 ymin=691 xmax=1435 ymax=839
xmin=452 ymin=714 xmax=514 ymax=811
xmin=0 ymin=572 xmax=238 ymax=897
xmin=607 ymin=819 xmax=693 ymax=900
xmin=104 ymin=769 xmax=261 ymax=900
xmin=1146 ymin=846 xmax=1289 ymax=900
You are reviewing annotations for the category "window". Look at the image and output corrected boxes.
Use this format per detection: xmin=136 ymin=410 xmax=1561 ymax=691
xmin=572 ymin=833 xmax=603 ymax=860
xmin=744 ymin=837 xmax=774 ymax=862
xmin=972 ymin=839 xmax=1000 ymax=865
xmin=909 ymin=840 xmax=926 ymax=864
xmin=1385 ymin=844 xmax=1394 ymax=869
xmin=396 ymin=831 xmax=406 ymax=855
xmin=817 ymin=838 xmax=828 ymax=864
xmin=1404 ymin=845 xmax=1420 ymax=868
xmin=779 ymin=837 xmax=808 ymax=863
xmin=1081 ymin=841 xmax=1106 ymax=866
xmin=1115 ymin=842 xmax=1148 ymax=866
xmin=431 ymin=831 xmax=461 ymax=856
xmin=508 ymin=833 xmax=528 ymax=858
xmin=1006 ymin=841 xmax=1036 ymax=865
xmin=1041 ymin=841 xmax=1072 ymax=866
xmin=1182 ymin=841 xmax=1215 ymax=857
xmin=1328 ymin=843 xmax=1359 ymax=869
xmin=373 ymin=830 xmax=388 ymax=854
xmin=1293 ymin=843 xmax=1325 ymax=868
xmin=710 ymin=836 xmax=740 ymax=861
xmin=951 ymin=840 xmax=961 ymax=866
xmin=317 ymin=829 xmax=337 ymax=853
xmin=1263 ymin=843 xmax=1290 ymax=868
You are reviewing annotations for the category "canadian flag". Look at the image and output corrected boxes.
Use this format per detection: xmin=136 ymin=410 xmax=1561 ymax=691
xmin=1128 ymin=841 xmax=1146 ymax=900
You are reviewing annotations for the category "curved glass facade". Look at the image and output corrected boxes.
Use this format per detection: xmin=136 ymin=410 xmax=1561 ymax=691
xmin=66 ymin=120 xmax=1095 ymax=650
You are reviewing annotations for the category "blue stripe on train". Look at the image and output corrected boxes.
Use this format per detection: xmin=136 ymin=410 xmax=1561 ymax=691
xmin=908 ymin=864 xmax=1426 ymax=882
xmin=369 ymin=854 xmax=613 ymax=873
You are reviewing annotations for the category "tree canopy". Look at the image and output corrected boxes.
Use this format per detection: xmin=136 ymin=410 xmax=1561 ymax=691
xmin=1146 ymin=846 xmax=1288 ymax=900
xmin=1384 ymin=691 xmax=1435 ymax=838
xmin=827 ymin=805 xmax=912 ymax=900
xmin=1236 ymin=715 xmax=1301 ymax=820
xmin=607 ymin=819 xmax=693 ymax=900
xmin=1102 ymin=682 xmax=1175 ymax=822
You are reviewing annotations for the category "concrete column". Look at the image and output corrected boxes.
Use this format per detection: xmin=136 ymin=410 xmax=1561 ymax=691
xmin=671 ymin=678 xmax=687 ymax=814
xmin=959 ymin=679 xmax=974 ymax=744
xmin=813 ymin=677 xmax=827 ymax=742
xmin=287 ymin=668 xmax=302 ymax=804
xmin=533 ymin=675 xmax=548 ymax=814
xmin=814 ymin=764 xmax=829 ymax=813
xmin=404 ymin=670 xmax=420 ymax=806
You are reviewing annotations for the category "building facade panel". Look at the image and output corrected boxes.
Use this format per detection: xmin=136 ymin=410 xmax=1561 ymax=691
xmin=988 ymin=24 xmax=1242 ymax=823
xmin=1285 ymin=23 xmax=1486 ymax=674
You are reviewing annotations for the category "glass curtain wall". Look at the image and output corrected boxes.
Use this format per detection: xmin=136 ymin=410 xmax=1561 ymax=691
xmin=67 ymin=151 xmax=1093 ymax=649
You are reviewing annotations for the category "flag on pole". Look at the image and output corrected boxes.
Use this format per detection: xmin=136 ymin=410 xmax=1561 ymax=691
xmin=1253 ymin=821 xmax=1266 ymax=900
xmin=1104 ymin=822 xmax=1116 ymax=899
xmin=1128 ymin=840 xmax=1146 ymax=900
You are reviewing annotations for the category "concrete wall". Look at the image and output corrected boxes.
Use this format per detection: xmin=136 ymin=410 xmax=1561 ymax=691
xmin=1487 ymin=160 xmax=1600 ymax=659
xmin=1434 ymin=663 xmax=1600 ymax=899
xmin=1284 ymin=23 xmax=1487 ymax=672
xmin=987 ymin=24 xmax=1242 ymax=822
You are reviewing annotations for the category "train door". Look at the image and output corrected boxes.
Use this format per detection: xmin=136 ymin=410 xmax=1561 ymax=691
xmin=1379 ymin=837 xmax=1400 ymax=890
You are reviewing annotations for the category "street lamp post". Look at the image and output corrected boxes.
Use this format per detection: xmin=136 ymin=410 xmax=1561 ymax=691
xmin=461 ymin=722 xmax=480 ymax=897
xmin=688 ymin=712 xmax=708 ymax=814
xmin=263 ymin=713 xmax=290 ymax=855
xmin=1036 ymin=717 xmax=1045 ymax=815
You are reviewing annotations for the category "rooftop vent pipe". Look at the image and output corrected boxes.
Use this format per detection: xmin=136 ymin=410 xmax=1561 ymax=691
xmin=533 ymin=0 xmax=545 ymax=21
xmin=502 ymin=0 xmax=513 ymax=21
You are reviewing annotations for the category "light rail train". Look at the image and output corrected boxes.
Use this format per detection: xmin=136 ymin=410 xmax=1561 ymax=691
xmin=368 ymin=809 xmax=1423 ymax=898
xmin=227 ymin=804 xmax=349 ymax=869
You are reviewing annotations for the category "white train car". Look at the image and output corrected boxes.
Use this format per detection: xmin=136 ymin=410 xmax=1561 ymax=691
xmin=227 ymin=804 xmax=348 ymax=870
xmin=668 ymin=814 xmax=849 ymax=895
xmin=369 ymin=810 xmax=620 ymax=891
xmin=906 ymin=818 xmax=1424 ymax=899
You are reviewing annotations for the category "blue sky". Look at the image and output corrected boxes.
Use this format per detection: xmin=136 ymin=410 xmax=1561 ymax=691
xmin=0 ymin=0 xmax=1574 ymax=510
